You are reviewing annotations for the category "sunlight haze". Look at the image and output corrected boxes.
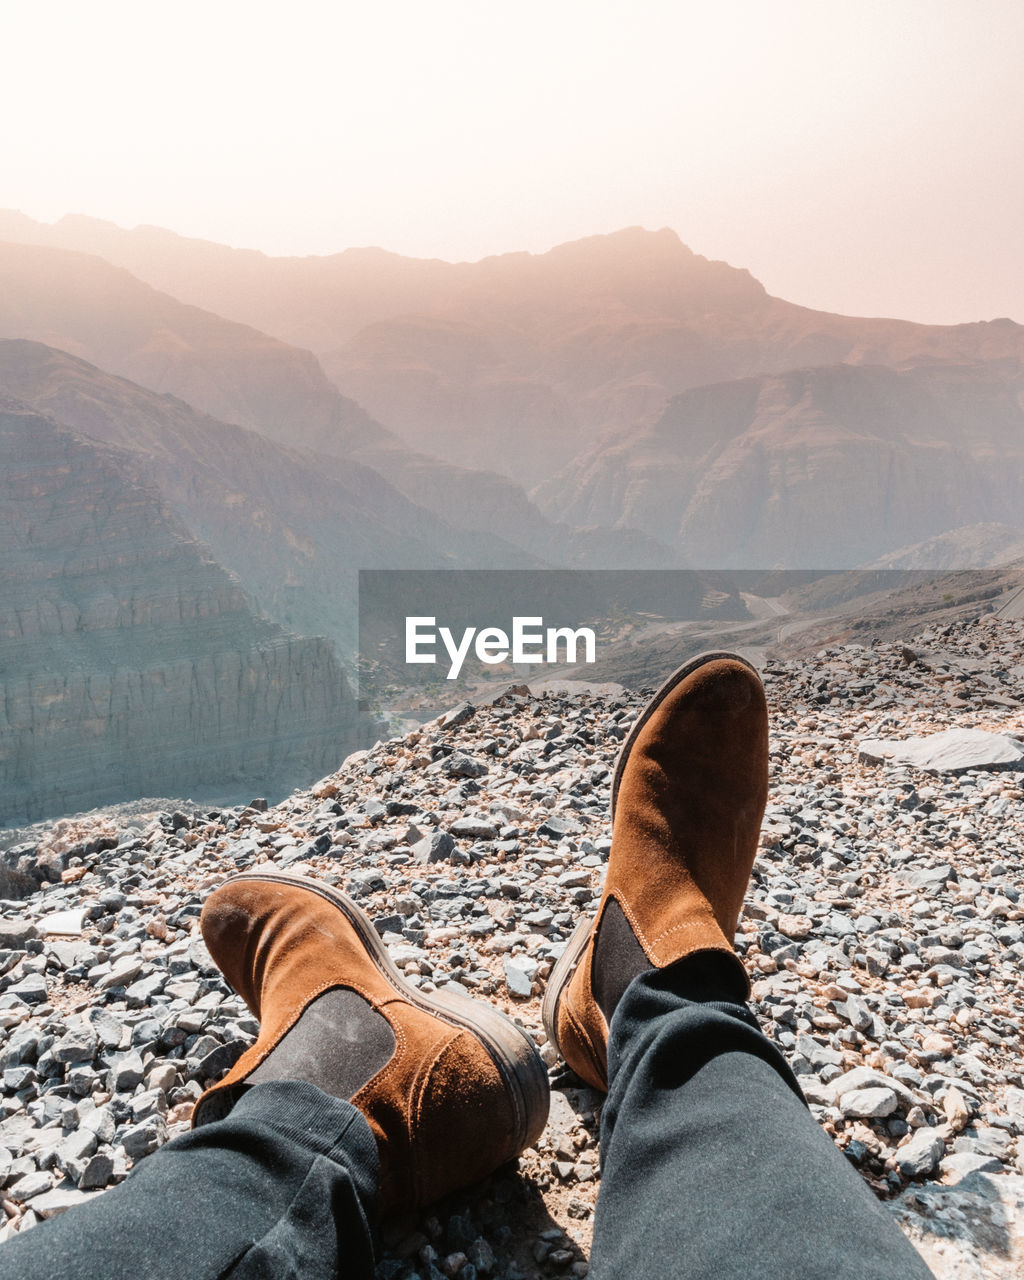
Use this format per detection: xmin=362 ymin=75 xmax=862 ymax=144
xmin=1 ymin=0 xmax=1022 ymax=322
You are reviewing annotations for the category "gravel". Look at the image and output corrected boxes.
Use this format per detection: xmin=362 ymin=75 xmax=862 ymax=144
xmin=0 ymin=614 xmax=1022 ymax=1276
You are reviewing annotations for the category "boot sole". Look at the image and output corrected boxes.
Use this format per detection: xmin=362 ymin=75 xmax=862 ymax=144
xmin=542 ymin=650 xmax=762 ymax=1073
xmin=221 ymin=871 xmax=549 ymax=1156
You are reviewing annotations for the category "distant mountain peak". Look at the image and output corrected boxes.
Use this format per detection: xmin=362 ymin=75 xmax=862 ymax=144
xmin=549 ymin=224 xmax=687 ymax=253
xmin=56 ymin=212 xmax=121 ymax=232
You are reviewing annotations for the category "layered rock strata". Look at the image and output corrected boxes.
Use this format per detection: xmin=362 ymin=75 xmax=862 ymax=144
xmin=0 ymin=398 xmax=373 ymax=822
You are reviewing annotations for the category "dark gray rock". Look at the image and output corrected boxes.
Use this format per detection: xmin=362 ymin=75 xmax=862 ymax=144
xmin=412 ymin=831 xmax=456 ymax=864
xmin=439 ymin=702 xmax=475 ymax=729
xmin=896 ymin=1128 xmax=946 ymax=1178
xmin=444 ymin=753 xmax=488 ymax=779
xmin=450 ymin=818 xmax=499 ymax=840
xmin=0 ymin=920 xmax=38 ymax=948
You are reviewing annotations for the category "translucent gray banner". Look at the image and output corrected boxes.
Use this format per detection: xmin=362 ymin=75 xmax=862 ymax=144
xmin=358 ymin=567 xmax=1013 ymax=726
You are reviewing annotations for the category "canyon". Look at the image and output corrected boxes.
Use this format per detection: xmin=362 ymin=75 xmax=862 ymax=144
xmin=0 ymin=397 xmax=376 ymax=822
xmin=0 ymin=215 xmax=1021 ymax=822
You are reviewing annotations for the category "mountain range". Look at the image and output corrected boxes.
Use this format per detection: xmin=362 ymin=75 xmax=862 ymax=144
xmin=1 ymin=209 xmax=1022 ymax=818
xmin=0 ymin=240 xmax=675 ymax=571
xmin=0 ymin=339 xmax=542 ymax=656
xmin=3 ymin=214 xmax=1023 ymax=486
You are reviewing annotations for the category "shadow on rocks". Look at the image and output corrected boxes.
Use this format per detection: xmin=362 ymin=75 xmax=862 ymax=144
xmin=889 ymin=1171 xmax=1024 ymax=1278
xmin=376 ymin=1141 xmax=594 ymax=1280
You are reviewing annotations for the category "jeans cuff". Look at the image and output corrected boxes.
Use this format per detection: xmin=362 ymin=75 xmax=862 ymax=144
xmin=229 ymin=1080 xmax=380 ymax=1204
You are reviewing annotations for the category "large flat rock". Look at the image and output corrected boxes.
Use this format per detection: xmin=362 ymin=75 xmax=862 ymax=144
xmin=859 ymin=727 xmax=1024 ymax=774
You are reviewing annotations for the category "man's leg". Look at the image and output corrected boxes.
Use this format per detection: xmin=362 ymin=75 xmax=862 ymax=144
xmin=0 ymin=872 xmax=548 ymax=1280
xmin=0 ymin=1080 xmax=379 ymax=1280
xmin=542 ymin=655 xmax=935 ymax=1279
xmin=590 ymin=955 xmax=934 ymax=1280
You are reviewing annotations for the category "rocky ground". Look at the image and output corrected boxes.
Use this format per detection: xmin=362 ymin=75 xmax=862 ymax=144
xmin=1 ymin=616 xmax=1023 ymax=1277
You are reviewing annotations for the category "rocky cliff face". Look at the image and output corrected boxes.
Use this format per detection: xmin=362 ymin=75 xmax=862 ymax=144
xmin=533 ymin=363 xmax=1024 ymax=568
xmin=861 ymin=524 xmax=1024 ymax=571
xmin=0 ymin=398 xmax=375 ymax=823
xmin=0 ymin=239 xmax=380 ymax=459
xmin=0 ymin=340 xmax=553 ymax=660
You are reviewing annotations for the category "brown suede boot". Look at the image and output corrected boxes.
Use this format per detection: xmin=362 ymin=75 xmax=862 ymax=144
xmin=192 ymin=873 xmax=549 ymax=1212
xmin=542 ymin=652 xmax=768 ymax=1092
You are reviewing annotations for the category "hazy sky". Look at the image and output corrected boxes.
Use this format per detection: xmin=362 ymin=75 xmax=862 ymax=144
xmin=2 ymin=0 xmax=1022 ymax=323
